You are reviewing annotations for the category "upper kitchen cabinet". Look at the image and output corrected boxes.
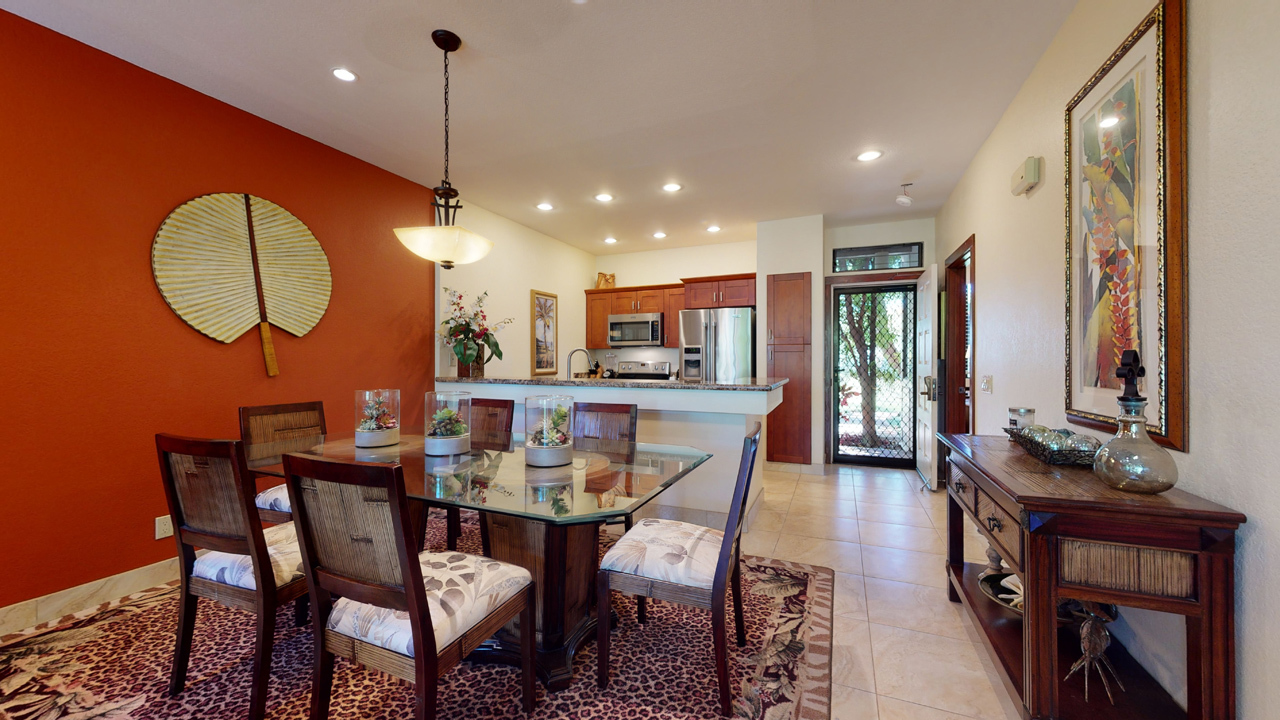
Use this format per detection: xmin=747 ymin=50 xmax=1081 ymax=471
xmin=636 ymin=289 xmax=664 ymax=313
xmin=766 ymin=272 xmax=811 ymax=345
xmin=682 ymin=273 xmax=757 ymax=309
xmin=586 ymin=292 xmax=612 ymax=349
xmin=611 ymin=291 xmax=637 ymax=314
xmin=662 ymin=287 xmax=684 ymax=347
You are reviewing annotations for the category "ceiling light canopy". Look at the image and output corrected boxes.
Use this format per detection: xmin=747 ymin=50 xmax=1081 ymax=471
xmin=896 ymin=183 xmax=914 ymax=207
xmin=857 ymin=150 xmax=883 ymax=162
xmin=595 ymin=193 xmax=614 ymax=202
xmin=707 ymin=225 xmax=721 ymax=233
xmin=604 ymin=237 xmax=617 ymax=244
xmin=536 ymin=202 xmax=554 ymax=211
xmin=394 ymin=30 xmax=492 ymax=270
xmin=652 ymin=232 xmax=666 ymax=239
xmin=332 ymin=67 xmax=357 ymax=82
xmin=663 ymin=183 xmax=682 ymax=192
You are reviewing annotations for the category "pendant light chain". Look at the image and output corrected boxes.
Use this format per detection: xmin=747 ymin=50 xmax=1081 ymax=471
xmin=442 ymin=48 xmax=450 ymax=186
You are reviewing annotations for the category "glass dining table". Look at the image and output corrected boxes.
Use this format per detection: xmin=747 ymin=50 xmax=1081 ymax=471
xmin=247 ymin=429 xmax=712 ymax=689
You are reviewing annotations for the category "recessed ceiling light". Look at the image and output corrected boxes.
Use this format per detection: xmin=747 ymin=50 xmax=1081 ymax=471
xmin=595 ymin=193 xmax=613 ymax=202
xmin=663 ymin=183 xmax=682 ymax=192
xmin=1099 ymin=116 xmax=1120 ymax=128
xmin=856 ymin=150 xmax=882 ymax=162
xmin=332 ymin=67 xmax=357 ymax=82
xmin=604 ymin=237 xmax=617 ymax=244
xmin=652 ymin=232 xmax=667 ymax=239
xmin=536 ymin=202 xmax=554 ymax=211
xmin=707 ymin=225 xmax=721 ymax=233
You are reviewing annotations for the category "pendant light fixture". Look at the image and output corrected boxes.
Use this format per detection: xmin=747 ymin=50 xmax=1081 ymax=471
xmin=394 ymin=29 xmax=493 ymax=269
xmin=895 ymin=183 xmax=914 ymax=207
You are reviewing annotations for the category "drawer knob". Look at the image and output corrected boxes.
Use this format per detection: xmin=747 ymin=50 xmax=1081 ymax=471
xmin=985 ymin=516 xmax=1004 ymax=532
xmin=954 ymin=480 xmax=966 ymax=493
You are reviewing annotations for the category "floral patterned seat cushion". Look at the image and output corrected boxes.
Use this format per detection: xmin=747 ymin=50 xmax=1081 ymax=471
xmin=191 ymin=521 xmax=304 ymax=591
xmin=255 ymin=484 xmax=291 ymax=513
xmin=600 ymin=517 xmax=724 ymax=589
xmin=326 ymin=551 xmax=532 ymax=657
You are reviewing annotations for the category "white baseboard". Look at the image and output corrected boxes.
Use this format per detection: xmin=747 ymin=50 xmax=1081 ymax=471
xmin=0 ymin=556 xmax=182 ymax=638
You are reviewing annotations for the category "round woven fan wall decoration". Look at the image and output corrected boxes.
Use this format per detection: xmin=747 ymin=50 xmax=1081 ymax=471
xmin=151 ymin=193 xmax=332 ymax=376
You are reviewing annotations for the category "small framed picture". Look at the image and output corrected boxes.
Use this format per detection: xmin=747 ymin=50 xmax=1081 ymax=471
xmin=531 ymin=290 xmax=558 ymax=376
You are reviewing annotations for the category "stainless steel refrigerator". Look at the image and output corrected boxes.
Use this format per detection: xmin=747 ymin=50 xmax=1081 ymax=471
xmin=678 ymin=307 xmax=756 ymax=383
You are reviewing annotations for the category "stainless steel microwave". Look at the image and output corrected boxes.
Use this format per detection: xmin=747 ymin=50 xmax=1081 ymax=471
xmin=607 ymin=313 xmax=663 ymax=347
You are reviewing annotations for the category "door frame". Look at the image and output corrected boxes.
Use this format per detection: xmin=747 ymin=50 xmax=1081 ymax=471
xmin=822 ymin=270 xmax=924 ymax=466
xmin=942 ymin=235 xmax=975 ymax=436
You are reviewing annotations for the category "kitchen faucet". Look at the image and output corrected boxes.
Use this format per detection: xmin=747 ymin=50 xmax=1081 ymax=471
xmin=565 ymin=348 xmax=593 ymax=380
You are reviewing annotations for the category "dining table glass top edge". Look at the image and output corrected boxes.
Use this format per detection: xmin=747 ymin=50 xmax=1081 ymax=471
xmin=247 ymin=431 xmax=712 ymax=525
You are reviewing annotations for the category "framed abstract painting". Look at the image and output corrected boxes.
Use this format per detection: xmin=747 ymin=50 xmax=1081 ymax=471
xmin=531 ymin=290 xmax=558 ymax=376
xmin=1064 ymin=0 xmax=1187 ymax=450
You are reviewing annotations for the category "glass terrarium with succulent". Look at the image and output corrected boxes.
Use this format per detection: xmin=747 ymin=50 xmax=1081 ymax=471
xmin=355 ymin=389 xmax=400 ymax=448
xmin=424 ymin=391 xmax=472 ymax=456
xmin=524 ymin=395 xmax=574 ymax=467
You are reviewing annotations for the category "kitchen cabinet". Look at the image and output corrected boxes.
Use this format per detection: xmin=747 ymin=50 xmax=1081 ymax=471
xmin=766 ymin=272 xmax=811 ymax=345
xmin=611 ymin=291 xmax=637 ymax=314
xmin=636 ymin=289 xmax=664 ymax=313
xmin=682 ymin=274 xmax=757 ymax=309
xmin=766 ymin=344 xmax=811 ymax=464
xmin=662 ymin=287 xmax=684 ymax=348
xmin=586 ymin=293 xmax=612 ymax=349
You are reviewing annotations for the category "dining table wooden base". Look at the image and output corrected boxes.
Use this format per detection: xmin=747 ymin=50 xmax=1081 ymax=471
xmin=474 ymin=514 xmax=604 ymax=690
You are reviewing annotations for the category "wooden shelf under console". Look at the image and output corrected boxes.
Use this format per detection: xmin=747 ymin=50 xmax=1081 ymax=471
xmin=940 ymin=434 xmax=1245 ymax=720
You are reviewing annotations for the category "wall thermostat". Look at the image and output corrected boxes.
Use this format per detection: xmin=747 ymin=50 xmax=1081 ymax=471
xmin=1011 ymin=156 xmax=1041 ymax=196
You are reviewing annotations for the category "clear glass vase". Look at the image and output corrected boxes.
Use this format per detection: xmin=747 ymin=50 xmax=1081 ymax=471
xmin=1093 ymin=398 xmax=1178 ymax=494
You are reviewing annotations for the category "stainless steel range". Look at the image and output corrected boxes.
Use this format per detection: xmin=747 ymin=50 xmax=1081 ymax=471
xmin=615 ymin=360 xmax=671 ymax=380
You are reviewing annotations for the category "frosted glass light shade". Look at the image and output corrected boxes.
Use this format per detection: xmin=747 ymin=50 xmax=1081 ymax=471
xmin=394 ymin=225 xmax=493 ymax=267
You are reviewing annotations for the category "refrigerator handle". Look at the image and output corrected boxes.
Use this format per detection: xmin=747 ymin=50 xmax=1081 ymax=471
xmin=709 ymin=318 xmax=718 ymax=383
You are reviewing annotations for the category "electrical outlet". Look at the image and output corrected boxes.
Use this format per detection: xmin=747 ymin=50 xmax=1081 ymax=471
xmin=155 ymin=515 xmax=174 ymax=540
xmin=980 ymin=375 xmax=994 ymax=394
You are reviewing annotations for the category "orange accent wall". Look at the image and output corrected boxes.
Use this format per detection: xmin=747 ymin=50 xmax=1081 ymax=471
xmin=0 ymin=12 xmax=437 ymax=607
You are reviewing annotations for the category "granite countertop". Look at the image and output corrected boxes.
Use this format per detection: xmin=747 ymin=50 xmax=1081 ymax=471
xmin=434 ymin=376 xmax=789 ymax=392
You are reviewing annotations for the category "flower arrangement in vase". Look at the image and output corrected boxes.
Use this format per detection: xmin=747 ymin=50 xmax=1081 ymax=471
xmin=424 ymin=391 xmax=472 ymax=456
xmin=525 ymin=395 xmax=574 ymax=467
xmin=355 ymin=389 xmax=400 ymax=448
xmin=439 ymin=287 xmax=513 ymax=377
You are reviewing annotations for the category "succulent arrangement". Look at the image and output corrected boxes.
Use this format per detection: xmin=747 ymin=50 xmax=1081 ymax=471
xmin=357 ymin=396 xmax=399 ymax=432
xmin=528 ymin=405 xmax=570 ymax=447
xmin=426 ymin=407 xmax=469 ymax=438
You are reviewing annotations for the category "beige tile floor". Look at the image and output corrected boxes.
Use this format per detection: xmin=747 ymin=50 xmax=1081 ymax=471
xmin=746 ymin=465 xmax=1022 ymax=720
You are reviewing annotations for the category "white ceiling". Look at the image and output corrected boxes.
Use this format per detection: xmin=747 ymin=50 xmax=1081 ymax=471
xmin=2 ymin=0 xmax=1076 ymax=255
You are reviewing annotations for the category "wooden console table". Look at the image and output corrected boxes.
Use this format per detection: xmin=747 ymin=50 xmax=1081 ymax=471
xmin=940 ymin=434 xmax=1245 ymax=720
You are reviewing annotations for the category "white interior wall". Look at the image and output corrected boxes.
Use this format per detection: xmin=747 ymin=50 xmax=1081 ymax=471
xmin=756 ymin=215 xmax=825 ymax=469
xmin=824 ymin=218 xmax=937 ymax=275
xmin=594 ymin=239 xmax=757 ymax=287
xmin=935 ymin=0 xmax=1280 ymax=712
xmin=435 ymin=203 xmax=596 ymax=378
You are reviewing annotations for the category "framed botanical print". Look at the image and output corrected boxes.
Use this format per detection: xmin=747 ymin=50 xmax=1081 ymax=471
xmin=531 ymin=290 xmax=558 ymax=376
xmin=1064 ymin=0 xmax=1187 ymax=450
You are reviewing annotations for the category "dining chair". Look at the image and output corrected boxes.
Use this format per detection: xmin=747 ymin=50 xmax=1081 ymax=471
xmin=239 ymin=401 xmax=326 ymax=523
xmin=596 ymin=423 xmax=761 ymax=717
xmin=444 ymin=397 xmax=515 ymax=551
xmin=282 ymin=452 xmax=536 ymax=720
xmin=155 ymin=433 xmax=309 ymax=720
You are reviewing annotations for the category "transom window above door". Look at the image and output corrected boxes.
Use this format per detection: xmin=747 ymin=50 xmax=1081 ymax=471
xmin=833 ymin=243 xmax=923 ymax=273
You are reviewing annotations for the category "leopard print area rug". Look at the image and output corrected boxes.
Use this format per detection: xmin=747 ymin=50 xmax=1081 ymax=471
xmin=0 ymin=516 xmax=833 ymax=720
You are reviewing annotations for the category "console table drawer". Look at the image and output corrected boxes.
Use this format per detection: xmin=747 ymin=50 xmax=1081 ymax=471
xmin=948 ymin=463 xmax=976 ymax=514
xmin=976 ymin=489 xmax=1020 ymax=565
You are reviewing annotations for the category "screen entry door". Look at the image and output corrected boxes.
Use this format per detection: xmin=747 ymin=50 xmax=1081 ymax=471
xmin=833 ymin=285 xmax=916 ymax=467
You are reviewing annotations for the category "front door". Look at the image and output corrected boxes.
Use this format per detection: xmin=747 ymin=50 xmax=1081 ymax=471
xmin=832 ymin=285 xmax=916 ymax=468
xmin=915 ymin=265 xmax=939 ymax=488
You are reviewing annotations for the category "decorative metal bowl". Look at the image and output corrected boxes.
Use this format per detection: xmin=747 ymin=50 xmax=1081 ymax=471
xmin=978 ymin=572 xmax=1025 ymax=614
xmin=1003 ymin=427 xmax=1095 ymax=466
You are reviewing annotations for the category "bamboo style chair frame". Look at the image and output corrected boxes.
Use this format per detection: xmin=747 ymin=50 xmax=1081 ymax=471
xmin=596 ymin=423 xmax=762 ymax=717
xmin=238 ymin=401 xmax=327 ymax=524
xmin=282 ymin=452 xmax=536 ymax=720
xmin=155 ymin=433 xmax=310 ymax=720
xmin=444 ymin=397 xmax=516 ymax=552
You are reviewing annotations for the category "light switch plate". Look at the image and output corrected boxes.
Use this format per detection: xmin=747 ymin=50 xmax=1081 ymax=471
xmin=155 ymin=515 xmax=174 ymax=540
xmin=980 ymin=375 xmax=994 ymax=394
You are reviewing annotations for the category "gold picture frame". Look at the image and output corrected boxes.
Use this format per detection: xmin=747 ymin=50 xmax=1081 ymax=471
xmin=1064 ymin=0 xmax=1187 ymax=450
xmin=531 ymin=290 xmax=558 ymax=376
